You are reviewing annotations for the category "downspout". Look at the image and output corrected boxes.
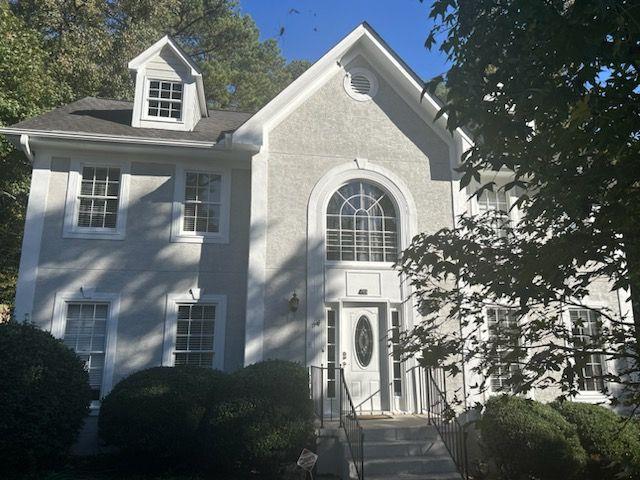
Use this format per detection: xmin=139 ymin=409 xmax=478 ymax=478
xmin=19 ymin=134 xmax=34 ymax=163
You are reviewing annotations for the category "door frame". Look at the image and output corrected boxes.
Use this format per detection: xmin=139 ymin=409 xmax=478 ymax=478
xmin=322 ymin=298 xmax=411 ymax=413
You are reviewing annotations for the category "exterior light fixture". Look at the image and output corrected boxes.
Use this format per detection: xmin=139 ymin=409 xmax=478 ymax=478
xmin=288 ymin=292 xmax=300 ymax=312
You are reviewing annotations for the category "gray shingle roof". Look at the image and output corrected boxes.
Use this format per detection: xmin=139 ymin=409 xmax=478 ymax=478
xmin=7 ymin=97 xmax=254 ymax=143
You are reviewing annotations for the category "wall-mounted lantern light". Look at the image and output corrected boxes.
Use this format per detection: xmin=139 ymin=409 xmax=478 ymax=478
xmin=288 ymin=292 xmax=300 ymax=312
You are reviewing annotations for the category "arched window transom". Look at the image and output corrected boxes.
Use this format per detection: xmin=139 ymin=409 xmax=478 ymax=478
xmin=326 ymin=181 xmax=398 ymax=262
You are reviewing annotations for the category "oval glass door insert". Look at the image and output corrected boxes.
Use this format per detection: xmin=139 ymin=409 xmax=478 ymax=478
xmin=355 ymin=315 xmax=373 ymax=367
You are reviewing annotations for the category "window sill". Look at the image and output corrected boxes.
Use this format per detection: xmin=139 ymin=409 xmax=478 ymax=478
xmin=572 ymin=391 xmax=609 ymax=404
xmin=63 ymin=228 xmax=125 ymax=241
xmin=325 ymin=260 xmax=396 ymax=270
xmin=171 ymin=232 xmax=229 ymax=244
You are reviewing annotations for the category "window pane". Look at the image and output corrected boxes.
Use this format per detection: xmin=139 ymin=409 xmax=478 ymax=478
xmin=77 ymin=166 xmax=120 ymax=229
xmin=182 ymin=173 xmax=223 ymax=235
xmin=326 ymin=180 xmax=398 ymax=262
xmin=173 ymin=304 xmax=216 ymax=368
xmin=64 ymin=302 xmax=109 ymax=400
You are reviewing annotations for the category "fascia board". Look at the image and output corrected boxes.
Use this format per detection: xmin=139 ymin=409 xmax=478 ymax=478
xmin=0 ymin=128 xmax=216 ymax=150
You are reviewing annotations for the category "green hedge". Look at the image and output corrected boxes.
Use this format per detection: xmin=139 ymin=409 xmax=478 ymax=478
xmin=479 ymin=395 xmax=587 ymax=480
xmin=98 ymin=366 xmax=228 ymax=467
xmin=199 ymin=360 xmax=315 ymax=476
xmin=552 ymin=401 xmax=640 ymax=479
xmin=0 ymin=322 xmax=92 ymax=473
xmin=99 ymin=361 xmax=315 ymax=476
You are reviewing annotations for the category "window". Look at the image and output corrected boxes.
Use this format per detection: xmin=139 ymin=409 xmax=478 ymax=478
xmin=183 ymin=172 xmax=222 ymax=234
xmin=570 ymin=308 xmax=606 ymax=392
xmin=51 ymin=291 xmax=119 ymax=407
xmin=63 ymin=160 xmax=129 ymax=240
xmin=326 ymin=309 xmax=337 ymax=398
xmin=147 ymin=80 xmax=183 ymax=119
xmin=174 ymin=304 xmax=216 ymax=367
xmin=63 ymin=303 xmax=108 ymax=400
xmin=172 ymin=166 xmax=230 ymax=243
xmin=326 ymin=181 xmax=398 ymax=262
xmin=77 ymin=166 xmax=121 ymax=229
xmin=477 ymin=190 xmax=510 ymax=237
xmin=487 ymin=307 xmax=520 ymax=392
xmin=390 ymin=310 xmax=403 ymax=396
xmin=163 ymin=294 xmax=226 ymax=370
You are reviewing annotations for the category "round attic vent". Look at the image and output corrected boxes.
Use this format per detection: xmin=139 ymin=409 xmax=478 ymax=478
xmin=344 ymin=68 xmax=378 ymax=101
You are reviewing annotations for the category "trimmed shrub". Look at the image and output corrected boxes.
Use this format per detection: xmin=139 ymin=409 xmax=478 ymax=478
xmin=0 ymin=321 xmax=92 ymax=472
xmin=199 ymin=360 xmax=315 ymax=476
xmin=479 ymin=395 xmax=587 ymax=480
xmin=99 ymin=366 xmax=228 ymax=467
xmin=552 ymin=401 xmax=640 ymax=479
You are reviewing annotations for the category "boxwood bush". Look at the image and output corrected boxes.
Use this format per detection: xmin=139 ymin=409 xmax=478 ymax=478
xmin=0 ymin=321 xmax=92 ymax=473
xmin=98 ymin=366 xmax=228 ymax=467
xmin=199 ymin=360 xmax=315 ymax=477
xmin=552 ymin=401 xmax=640 ymax=479
xmin=479 ymin=395 xmax=587 ymax=480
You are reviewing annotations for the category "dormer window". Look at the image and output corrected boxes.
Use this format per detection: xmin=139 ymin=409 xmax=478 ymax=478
xmin=147 ymin=80 xmax=183 ymax=120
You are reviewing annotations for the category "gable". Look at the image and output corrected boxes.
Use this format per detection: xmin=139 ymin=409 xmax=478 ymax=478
xmin=269 ymin=54 xmax=451 ymax=180
xmin=145 ymin=46 xmax=192 ymax=82
xmin=231 ymin=23 xmax=472 ymax=157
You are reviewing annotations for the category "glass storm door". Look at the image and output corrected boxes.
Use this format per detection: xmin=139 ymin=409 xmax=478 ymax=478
xmin=341 ymin=306 xmax=381 ymax=412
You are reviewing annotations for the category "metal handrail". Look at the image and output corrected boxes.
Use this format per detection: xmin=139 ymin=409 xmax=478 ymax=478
xmin=310 ymin=366 xmax=364 ymax=479
xmin=340 ymin=368 xmax=364 ymax=480
xmin=418 ymin=366 xmax=469 ymax=480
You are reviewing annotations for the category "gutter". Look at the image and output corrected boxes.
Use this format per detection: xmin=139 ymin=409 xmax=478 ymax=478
xmin=0 ymin=128 xmax=217 ymax=149
xmin=19 ymin=134 xmax=34 ymax=163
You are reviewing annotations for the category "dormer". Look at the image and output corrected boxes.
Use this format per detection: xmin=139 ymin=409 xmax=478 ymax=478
xmin=128 ymin=36 xmax=208 ymax=131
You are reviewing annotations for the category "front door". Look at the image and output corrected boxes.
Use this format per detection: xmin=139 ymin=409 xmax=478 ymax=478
xmin=341 ymin=306 xmax=381 ymax=412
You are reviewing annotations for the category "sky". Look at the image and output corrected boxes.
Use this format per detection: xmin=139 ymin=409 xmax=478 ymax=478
xmin=238 ymin=0 xmax=450 ymax=81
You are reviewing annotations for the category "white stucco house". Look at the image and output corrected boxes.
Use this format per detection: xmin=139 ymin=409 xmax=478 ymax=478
xmin=1 ymin=24 xmax=629 ymax=469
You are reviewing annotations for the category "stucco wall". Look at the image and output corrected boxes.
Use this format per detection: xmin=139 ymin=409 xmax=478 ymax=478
xmin=29 ymin=148 xmax=250 ymax=383
xmin=263 ymin=55 xmax=455 ymax=362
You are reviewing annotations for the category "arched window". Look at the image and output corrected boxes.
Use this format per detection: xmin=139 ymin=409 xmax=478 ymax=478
xmin=326 ymin=180 xmax=398 ymax=262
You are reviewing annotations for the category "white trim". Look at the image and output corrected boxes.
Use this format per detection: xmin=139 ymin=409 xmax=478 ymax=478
xmin=14 ymin=153 xmax=51 ymax=323
xmin=141 ymin=77 xmax=185 ymax=125
xmin=244 ymin=150 xmax=268 ymax=365
xmin=0 ymin=128 xmax=217 ymax=149
xmin=63 ymin=159 xmax=130 ymax=240
xmin=232 ymin=23 xmax=472 ymax=150
xmin=162 ymin=293 xmax=227 ymax=370
xmin=171 ymin=164 xmax=231 ymax=244
xmin=343 ymin=67 xmax=379 ymax=101
xmin=51 ymin=290 xmax=120 ymax=407
xmin=307 ymin=160 xmax=418 ymax=368
xmin=563 ymin=304 xmax=613 ymax=403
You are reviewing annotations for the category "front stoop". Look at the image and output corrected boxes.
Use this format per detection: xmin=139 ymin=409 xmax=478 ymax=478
xmin=318 ymin=416 xmax=462 ymax=480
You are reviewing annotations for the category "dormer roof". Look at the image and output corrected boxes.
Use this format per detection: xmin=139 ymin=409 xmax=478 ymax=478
xmin=128 ymin=35 xmax=208 ymax=126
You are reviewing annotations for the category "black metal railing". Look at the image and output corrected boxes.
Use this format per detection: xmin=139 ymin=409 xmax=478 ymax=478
xmin=339 ymin=368 xmax=364 ymax=480
xmin=416 ymin=366 xmax=469 ymax=480
xmin=310 ymin=366 xmax=340 ymax=427
xmin=310 ymin=366 xmax=364 ymax=479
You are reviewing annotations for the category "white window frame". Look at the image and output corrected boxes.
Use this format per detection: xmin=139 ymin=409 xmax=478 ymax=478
xmin=563 ymin=304 xmax=611 ymax=404
xmin=171 ymin=164 xmax=231 ymax=244
xmin=141 ymin=77 xmax=184 ymax=124
xmin=162 ymin=293 xmax=227 ymax=370
xmin=63 ymin=159 xmax=130 ymax=240
xmin=51 ymin=291 xmax=120 ymax=411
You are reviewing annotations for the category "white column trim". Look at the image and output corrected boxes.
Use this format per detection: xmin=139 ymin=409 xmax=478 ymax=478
xmin=244 ymin=150 xmax=268 ymax=365
xmin=14 ymin=152 xmax=51 ymax=322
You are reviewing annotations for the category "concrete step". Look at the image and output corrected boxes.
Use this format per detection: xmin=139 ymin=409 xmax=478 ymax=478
xmin=362 ymin=456 xmax=459 ymax=476
xmin=363 ymin=425 xmax=439 ymax=442
xmin=364 ymin=473 xmax=462 ymax=480
xmin=363 ymin=439 xmax=451 ymax=458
